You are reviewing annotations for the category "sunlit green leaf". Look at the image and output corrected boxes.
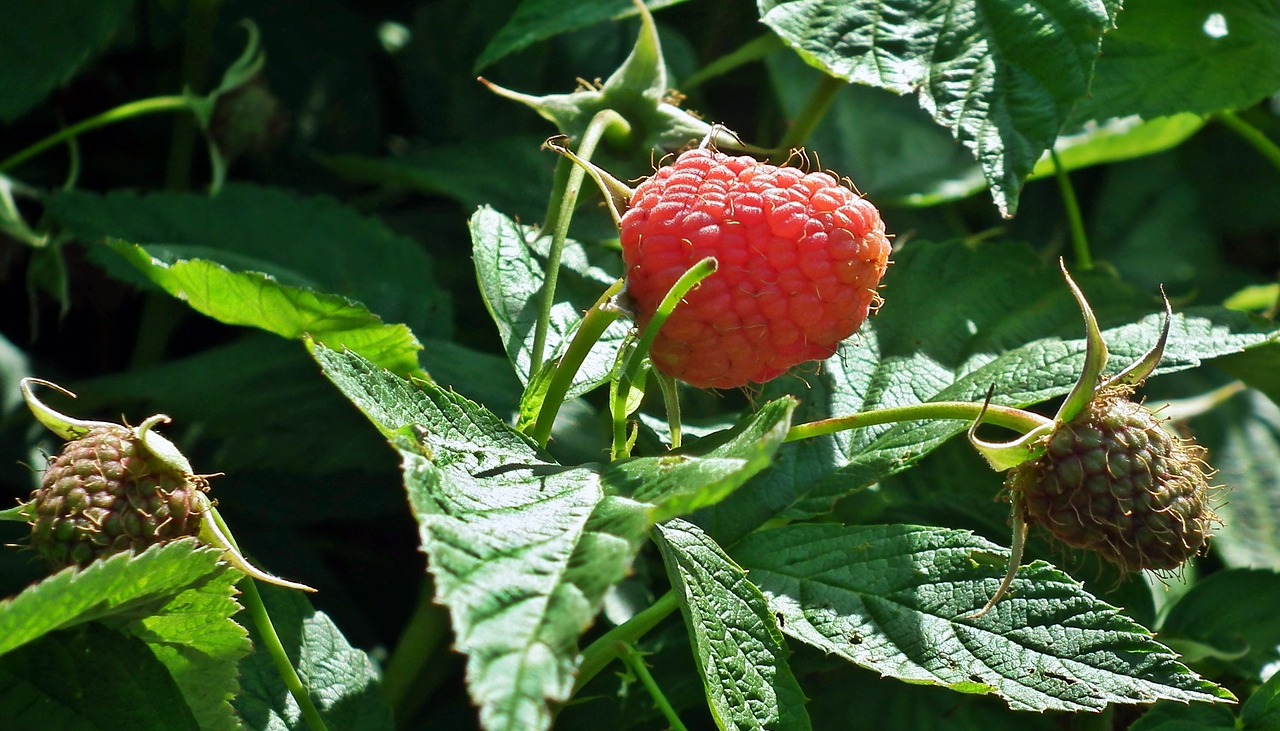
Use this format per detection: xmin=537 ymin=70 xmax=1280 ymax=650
xmin=655 ymin=519 xmax=811 ymax=730
xmin=1070 ymin=0 xmax=1280 ymax=125
xmin=607 ymin=398 xmax=795 ymax=522
xmin=735 ymin=523 xmax=1232 ymax=712
xmin=1029 ymin=114 xmax=1207 ymax=178
xmin=46 ymin=184 xmax=451 ymax=340
xmin=0 ymin=541 xmax=247 ymax=730
xmin=310 ymin=345 xmax=649 ymax=731
xmin=107 ymin=240 xmax=423 ymax=377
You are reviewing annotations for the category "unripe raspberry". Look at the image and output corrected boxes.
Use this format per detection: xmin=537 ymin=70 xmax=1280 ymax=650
xmin=30 ymin=425 xmax=207 ymax=568
xmin=1009 ymin=388 xmax=1217 ymax=572
xmin=619 ymin=148 xmax=891 ymax=389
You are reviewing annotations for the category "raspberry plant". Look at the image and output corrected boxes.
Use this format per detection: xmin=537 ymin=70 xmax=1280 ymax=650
xmin=3 ymin=2 xmax=1280 ymax=730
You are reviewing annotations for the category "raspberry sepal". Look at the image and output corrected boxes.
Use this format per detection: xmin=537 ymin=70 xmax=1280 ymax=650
xmin=964 ymin=265 xmax=1209 ymax=619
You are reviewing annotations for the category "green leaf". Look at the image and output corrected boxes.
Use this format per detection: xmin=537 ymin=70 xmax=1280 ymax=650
xmin=0 ymin=541 xmax=247 ymax=730
xmin=235 ymin=585 xmax=394 ymax=731
xmin=840 ymin=436 xmax=1158 ymax=627
xmin=607 ymin=398 xmax=796 ymax=522
xmin=1130 ymin=701 xmax=1239 ymax=731
xmin=476 ymin=0 xmax=689 ymax=70
xmin=1089 ymin=153 xmax=1258 ymax=300
xmin=0 ymin=539 xmax=234 ymax=658
xmin=1159 ymin=569 xmax=1280 ymax=681
xmin=765 ymin=52 xmax=985 ymax=207
xmin=734 ymin=523 xmax=1232 ymax=712
xmin=701 ymin=240 xmax=1280 ymax=543
xmin=310 ymin=345 xmax=651 ymax=731
xmin=471 ymin=205 xmax=627 ymax=394
xmin=107 ymin=240 xmax=423 ymax=377
xmin=1242 ymin=666 xmax=1280 ymax=730
xmin=45 ymin=183 xmax=451 ymax=340
xmin=1029 ymin=114 xmax=1207 ymax=178
xmin=0 ymin=624 xmax=201 ymax=730
xmin=1070 ymin=0 xmax=1280 ymax=126
xmin=1215 ymin=344 xmax=1280 ymax=413
xmin=1188 ymin=388 xmax=1280 ymax=570
xmin=0 ymin=0 xmax=136 ymax=123
xmin=758 ymin=0 xmax=1112 ymax=217
xmin=124 ymin=564 xmax=249 ymax=731
xmin=654 ymin=519 xmax=811 ymax=731
xmin=316 ymin=136 xmax=557 ymax=220
xmin=797 ymin=658 xmax=1061 ymax=731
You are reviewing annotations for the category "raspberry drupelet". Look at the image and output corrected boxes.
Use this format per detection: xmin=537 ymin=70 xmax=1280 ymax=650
xmin=619 ymin=148 xmax=891 ymax=389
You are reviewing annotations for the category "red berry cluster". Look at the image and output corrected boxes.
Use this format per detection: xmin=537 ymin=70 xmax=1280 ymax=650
xmin=619 ymin=148 xmax=891 ymax=389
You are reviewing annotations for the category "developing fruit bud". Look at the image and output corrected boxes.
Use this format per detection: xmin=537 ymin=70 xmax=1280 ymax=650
xmin=16 ymin=378 xmax=313 ymax=591
xmin=967 ymin=264 xmax=1222 ymax=617
xmin=30 ymin=425 xmax=208 ymax=568
xmin=1008 ymin=386 xmax=1217 ymax=573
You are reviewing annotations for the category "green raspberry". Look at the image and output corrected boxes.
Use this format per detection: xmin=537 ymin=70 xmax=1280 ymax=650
xmin=1009 ymin=388 xmax=1217 ymax=572
xmin=30 ymin=425 xmax=208 ymax=568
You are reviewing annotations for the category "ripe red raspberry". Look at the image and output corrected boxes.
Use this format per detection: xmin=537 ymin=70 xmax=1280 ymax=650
xmin=619 ymin=148 xmax=890 ymax=389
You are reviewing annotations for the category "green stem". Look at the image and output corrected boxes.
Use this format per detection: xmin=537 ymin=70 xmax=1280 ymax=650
xmin=615 ymin=642 xmax=689 ymax=731
xmin=528 ymin=279 xmax=626 ymax=448
xmin=239 ymin=578 xmax=330 ymax=731
xmin=773 ymin=72 xmax=845 ymax=158
xmin=574 ymin=591 xmax=679 ymax=695
xmin=656 ymin=373 xmax=682 ymax=449
xmin=129 ymin=294 xmax=186 ymax=369
xmin=166 ymin=0 xmax=222 ymax=191
xmin=1216 ymin=109 xmax=1280 ymax=173
xmin=681 ymin=33 xmax=783 ymax=90
xmin=381 ymin=580 xmax=451 ymax=726
xmin=785 ymin=401 xmax=1050 ymax=444
xmin=612 ymin=258 xmax=718 ymax=459
xmin=1 ymin=96 xmax=193 ymax=174
xmin=530 ymin=109 xmax=630 ymax=376
xmin=0 ymin=504 xmax=29 ymax=522
xmin=209 ymin=509 xmax=327 ymax=731
xmin=1051 ymin=149 xmax=1092 ymax=271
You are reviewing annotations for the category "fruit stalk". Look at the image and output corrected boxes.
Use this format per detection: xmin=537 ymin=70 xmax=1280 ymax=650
xmin=1051 ymin=149 xmax=1092 ymax=270
xmin=785 ymin=400 xmax=1051 ymax=443
xmin=0 ymin=96 xmax=193 ymax=174
xmin=616 ymin=641 xmax=689 ymax=731
xmin=527 ymin=279 xmax=626 ymax=448
xmin=612 ymin=257 xmax=718 ymax=459
xmin=530 ymin=109 xmax=631 ymax=375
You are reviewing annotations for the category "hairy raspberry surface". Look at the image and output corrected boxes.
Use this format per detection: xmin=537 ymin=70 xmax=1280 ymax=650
xmin=30 ymin=426 xmax=206 ymax=567
xmin=1010 ymin=389 xmax=1217 ymax=572
xmin=619 ymin=148 xmax=891 ymax=388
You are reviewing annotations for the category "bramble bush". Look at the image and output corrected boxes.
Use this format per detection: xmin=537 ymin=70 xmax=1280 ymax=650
xmin=2 ymin=1 xmax=1280 ymax=730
